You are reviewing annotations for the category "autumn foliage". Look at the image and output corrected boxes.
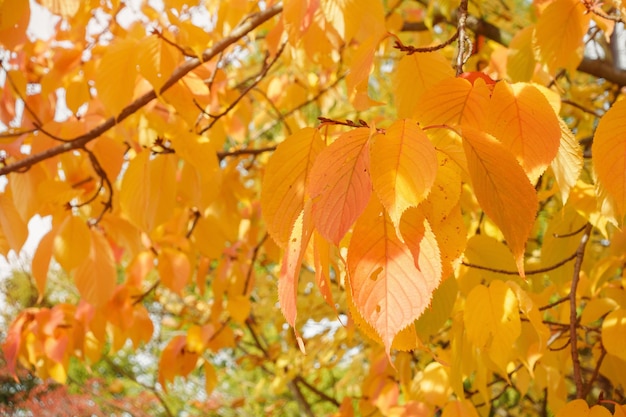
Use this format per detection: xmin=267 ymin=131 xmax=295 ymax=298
xmin=2 ymin=0 xmax=626 ymax=415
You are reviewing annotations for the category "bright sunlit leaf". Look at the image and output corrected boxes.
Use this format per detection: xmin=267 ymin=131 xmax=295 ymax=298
xmin=308 ymin=127 xmax=372 ymax=245
xmin=347 ymin=197 xmax=441 ymax=357
xmin=370 ymin=119 xmax=437 ymax=229
xmin=461 ymin=126 xmax=538 ymax=275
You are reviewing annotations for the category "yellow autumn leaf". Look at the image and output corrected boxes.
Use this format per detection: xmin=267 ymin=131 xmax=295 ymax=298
xmin=556 ymin=399 xmax=612 ymax=417
xmin=158 ymin=335 xmax=199 ymax=390
xmin=551 ymin=119 xmax=583 ymax=204
xmin=95 ymin=37 xmax=138 ymax=116
xmin=347 ymin=197 xmax=441 ymax=356
xmin=261 ymin=127 xmax=325 ymax=249
xmin=138 ymin=35 xmax=181 ymax=92
xmin=74 ymin=228 xmax=116 ymax=306
xmin=394 ymin=52 xmax=455 ymax=118
xmin=346 ymin=33 xmax=385 ymax=110
xmin=488 ymin=82 xmax=561 ymax=184
xmin=0 ymin=191 xmax=28 ymax=256
xmin=414 ymin=77 xmax=491 ymax=129
xmin=227 ymin=294 xmax=251 ymax=324
xmin=320 ymin=0 xmax=385 ymax=42
xmin=53 ymin=214 xmax=91 ymax=272
xmin=533 ymin=0 xmax=590 ymax=74
xmin=464 ymin=280 xmax=521 ymax=372
xmin=441 ymin=399 xmax=480 ymax=417
xmin=158 ymin=248 xmax=191 ymax=295
xmin=370 ymin=119 xmax=438 ymax=228
xmin=602 ymin=309 xmax=626 ymax=361
xmin=592 ymin=99 xmax=626 ymax=225
xmin=507 ymin=26 xmax=536 ymax=82
xmin=204 ymin=360 xmax=218 ymax=396
xmin=461 ymin=126 xmax=538 ymax=275
xmin=119 ymin=151 xmax=177 ymax=232
xmin=308 ymin=127 xmax=372 ymax=245
xmin=38 ymin=0 xmax=80 ymax=18
xmin=32 ymin=230 xmax=54 ymax=299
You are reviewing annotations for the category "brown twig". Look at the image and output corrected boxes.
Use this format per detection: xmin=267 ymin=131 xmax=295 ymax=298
xmin=583 ymin=346 xmax=607 ymax=398
xmin=539 ymin=295 xmax=570 ymax=311
xmin=0 ymin=4 xmax=283 ymax=177
xmin=251 ymin=73 xmax=347 ymax=141
xmin=462 ymin=251 xmax=578 ymax=276
xmin=199 ymin=41 xmax=287 ymax=134
xmin=132 ymin=279 xmax=161 ymax=306
xmin=242 ymin=233 xmax=268 ymax=296
xmin=570 ymin=223 xmax=593 ymax=399
xmin=216 ymin=145 xmax=277 ymax=161
xmin=391 ymin=31 xmax=459 ymax=55
xmin=293 ymin=375 xmax=340 ymax=407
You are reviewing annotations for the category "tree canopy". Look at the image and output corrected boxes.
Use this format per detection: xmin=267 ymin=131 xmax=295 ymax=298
xmin=2 ymin=0 xmax=626 ymax=415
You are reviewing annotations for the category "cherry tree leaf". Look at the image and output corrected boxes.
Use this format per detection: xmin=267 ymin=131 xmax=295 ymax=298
xmin=488 ymin=82 xmax=561 ymax=183
xmin=261 ymin=127 xmax=325 ymax=249
xmin=74 ymin=228 xmax=116 ymax=306
xmin=309 ymin=127 xmax=372 ymax=245
xmin=461 ymin=126 xmax=538 ymax=276
xmin=347 ymin=197 xmax=441 ymax=357
xmin=370 ymin=119 xmax=438 ymax=229
xmin=592 ymin=99 xmax=626 ymax=225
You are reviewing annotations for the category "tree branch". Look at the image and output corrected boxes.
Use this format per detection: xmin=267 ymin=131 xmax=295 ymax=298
xmin=403 ymin=1 xmax=626 ymax=85
xmin=0 ymin=3 xmax=283 ymax=177
xmin=462 ymin=251 xmax=578 ymax=276
xmin=570 ymin=223 xmax=593 ymax=399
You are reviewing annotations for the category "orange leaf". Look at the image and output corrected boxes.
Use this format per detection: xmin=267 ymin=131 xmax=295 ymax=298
xmin=32 ymin=229 xmax=55 ymax=299
xmin=533 ymin=0 xmax=590 ymax=74
xmin=0 ymin=192 xmax=28 ymax=256
xmin=158 ymin=248 xmax=191 ymax=295
xmin=313 ymin=231 xmax=336 ymax=311
xmin=74 ymin=229 xmax=116 ymax=306
xmin=158 ymin=335 xmax=199 ymax=390
xmin=279 ymin=202 xmax=313 ymax=352
xmin=414 ymin=77 xmax=490 ymax=129
xmin=346 ymin=33 xmax=386 ymax=110
xmin=370 ymin=119 xmax=438 ymax=228
xmin=321 ymin=0 xmax=385 ymax=41
xmin=347 ymin=197 xmax=441 ymax=357
xmin=283 ymin=0 xmax=318 ymax=44
xmin=261 ymin=127 xmax=325 ymax=249
xmin=309 ymin=127 xmax=372 ymax=245
xmin=488 ymin=82 xmax=561 ymax=183
xmin=394 ymin=52 xmax=455 ymax=119
xmin=53 ymin=214 xmax=91 ymax=272
xmin=461 ymin=126 xmax=538 ymax=276
xmin=592 ymin=99 xmax=626 ymax=224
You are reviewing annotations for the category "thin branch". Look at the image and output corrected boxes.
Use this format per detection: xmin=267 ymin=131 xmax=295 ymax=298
xmin=151 ymin=28 xmax=196 ymax=57
xmin=571 ymin=223 xmax=593 ymax=399
xmin=199 ymin=41 xmax=287 ymax=134
xmin=0 ymin=3 xmax=283 ymax=177
xmin=288 ymin=380 xmax=315 ymax=417
xmin=217 ymin=145 xmax=277 ymax=161
xmin=455 ymin=0 xmax=471 ymax=75
xmin=251 ymin=73 xmax=347 ymax=141
xmin=539 ymin=295 xmax=570 ymax=311
xmin=583 ymin=346 xmax=607 ymax=398
xmin=582 ymin=1 xmax=625 ymax=23
xmin=243 ymin=233 xmax=268 ymax=296
xmin=103 ymin=356 xmax=175 ymax=417
xmin=462 ymin=251 xmax=578 ymax=276
xmin=132 ymin=279 xmax=160 ymax=306
xmin=561 ymin=99 xmax=602 ymax=118
xmin=553 ymin=223 xmax=589 ymax=238
xmin=0 ymin=128 xmax=37 ymax=138
xmin=293 ymin=375 xmax=341 ymax=407
xmin=391 ymin=30 xmax=459 ymax=54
